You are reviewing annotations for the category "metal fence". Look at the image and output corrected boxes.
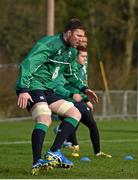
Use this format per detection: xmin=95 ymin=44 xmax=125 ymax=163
xmin=94 ymin=90 xmax=138 ymax=119
xmin=0 ymin=90 xmax=137 ymax=121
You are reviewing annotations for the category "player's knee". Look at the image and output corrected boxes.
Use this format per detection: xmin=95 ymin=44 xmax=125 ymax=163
xmin=31 ymin=102 xmax=52 ymax=120
xmin=69 ymin=106 xmax=81 ymax=121
xmin=36 ymin=115 xmax=52 ymax=126
xmin=56 ymin=101 xmax=81 ymax=121
xmin=57 ymin=101 xmax=74 ymax=116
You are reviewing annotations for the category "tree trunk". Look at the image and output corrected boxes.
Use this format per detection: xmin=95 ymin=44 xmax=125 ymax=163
xmin=124 ymin=0 xmax=136 ymax=77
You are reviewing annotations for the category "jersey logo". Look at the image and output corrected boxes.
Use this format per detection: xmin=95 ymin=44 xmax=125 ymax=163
xmin=52 ymin=67 xmax=60 ymax=79
xmin=68 ymin=51 xmax=72 ymax=58
xmin=58 ymin=49 xmax=62 ymax=55
xmin=40 ymin=96 xmax=45 ymax=100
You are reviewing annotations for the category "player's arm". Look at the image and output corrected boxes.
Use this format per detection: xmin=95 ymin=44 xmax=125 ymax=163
xmin=54 ymin=75 xmax=82 ymax=102
xmin=64 ymin=73 xmax=98 ymax=103
xmin=64 ymin=60 xmax=98 ymax=103
xmin=56 ymin=85 xmax=82 ymax=102
xmin=17 ymin=43 xmax=53 ymax=108
xmin=17 ymin=43 xmax=53 ymax=93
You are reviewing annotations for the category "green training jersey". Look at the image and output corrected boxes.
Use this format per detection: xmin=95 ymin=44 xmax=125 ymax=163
xmin=54 ymin=60 xmax=89 ymax=102
xmin=16 ymin=34 xmax=88 ymax=93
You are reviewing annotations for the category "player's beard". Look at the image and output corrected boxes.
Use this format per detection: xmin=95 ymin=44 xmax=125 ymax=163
xmin=67 ymin=36 xmax=78 ymax=48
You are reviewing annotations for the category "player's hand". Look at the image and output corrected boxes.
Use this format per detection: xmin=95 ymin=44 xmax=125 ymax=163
xmin=73 ymin=94 xmax=82 ymax=102
xmin=85 ymin=89 xmax=98 ymax=103
xmin=86 ymin=101 xmax=94 ymax=111
xmin=17 ymin=92 xmax=33 ymax=109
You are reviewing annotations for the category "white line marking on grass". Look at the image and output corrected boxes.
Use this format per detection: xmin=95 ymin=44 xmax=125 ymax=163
xmin=0 ymin=141 xmax=31 ymax=145
xmin=82 ymin=139 xmax=138 ymax=143
xmin=101 ymin=139 xmax=138 ymax=143
xmin=0 ymin=139 xmax=138 ymax=145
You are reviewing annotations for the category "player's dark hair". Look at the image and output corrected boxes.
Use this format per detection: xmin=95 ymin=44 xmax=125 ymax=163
xmin=77 ymin=46 xmax=87 ymax=52
xmin=64 ymin=18 xmax=86 ymax=32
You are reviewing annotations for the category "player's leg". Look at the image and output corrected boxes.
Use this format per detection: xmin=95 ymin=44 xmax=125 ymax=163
xmin=53 ymin=116 xmax=80 ymax=157
xmin=66 ymin=130 xmax=78 ymax=146
xmin=66 ymin=125 xmax=80 ymax=157
xmin=75 ymin=101 xmax=100 ymax=154
xmin=53 ymin=116 xmax=72 ymax=148
xmin=74 ymin=101 xmax=111 ymax=158
xmin=49 ymin=99 xmax=81 ymax=150
xmin=27 ymin=90 xmax=58 ymax=175
xmin=45 ymin=92 xmax=81 ymax=168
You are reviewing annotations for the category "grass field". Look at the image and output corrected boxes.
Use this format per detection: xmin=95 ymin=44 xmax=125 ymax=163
xmin=0 ymin=119 xmax=138 ymax=179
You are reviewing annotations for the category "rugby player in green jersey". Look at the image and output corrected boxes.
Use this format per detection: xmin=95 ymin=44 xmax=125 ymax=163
xmin=16 ymin=19 xmax=98 ymax=175
xmin=54 ymin=45 xmax=112 ymax=158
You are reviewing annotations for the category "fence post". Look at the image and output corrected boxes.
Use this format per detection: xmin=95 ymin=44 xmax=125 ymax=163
xmin=102 ymin=92 xmax=107 ymax=118
xmin=123 ymin=91 xmax=128 ymax=118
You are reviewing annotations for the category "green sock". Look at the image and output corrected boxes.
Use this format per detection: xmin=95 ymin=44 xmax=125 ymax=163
xmin=34 ymin=123 xmax=48 ymax=132
xmin=64 ymin=117 xmax=79 ymax=127
xmin=32 ymin=123 xmax=48 ymax=164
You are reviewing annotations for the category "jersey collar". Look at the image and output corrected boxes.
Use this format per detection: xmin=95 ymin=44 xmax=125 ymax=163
xmin=60 ymin=34 xmax=70 ymax=48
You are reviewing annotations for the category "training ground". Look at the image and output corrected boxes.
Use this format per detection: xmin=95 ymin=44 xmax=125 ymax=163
xmin=0 ymin=119 xmax=138 ymax=179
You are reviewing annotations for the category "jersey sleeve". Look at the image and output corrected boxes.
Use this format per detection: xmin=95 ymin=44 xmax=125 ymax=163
xmin=54 ymin=75 xmax=89 ymax=101
xmin=17 ymin=42 xmax=54 ymax=92
xmin=64 ymin=59 xmax=89 ymax=92
xmin=54 ymin=75 xmax=74 ymax=98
